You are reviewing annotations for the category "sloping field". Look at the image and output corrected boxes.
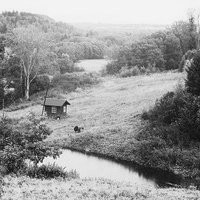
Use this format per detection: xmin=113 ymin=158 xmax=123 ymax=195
xmin=3 ymin=72 xmax=200 ymax=200
xmin=45 ymin=72 xmax=183 ymax=153
xmin=3 ymin=72 xmax=183 ymax=156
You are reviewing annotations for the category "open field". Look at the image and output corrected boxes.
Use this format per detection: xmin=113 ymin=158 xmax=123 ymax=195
xmin=4 ymin=72 xmax=200 ymax=199
xmin=46 ymin=72 xmax=183 ymax=157
xmin=2 ymin=175 xmax=200 ymax=200
xmin=3 ymin=72 xmax=183 ymax=162
xmin=76 ymin=59 xmax=109 ymax=72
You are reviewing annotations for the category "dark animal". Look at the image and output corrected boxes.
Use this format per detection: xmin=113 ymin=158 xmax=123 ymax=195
xmin=74 ymin=126 xmax=84 ymax=133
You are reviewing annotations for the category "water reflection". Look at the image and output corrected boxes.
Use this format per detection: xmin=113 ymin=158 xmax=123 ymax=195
xmin=43 ymin=149 xmax=181 ymax=188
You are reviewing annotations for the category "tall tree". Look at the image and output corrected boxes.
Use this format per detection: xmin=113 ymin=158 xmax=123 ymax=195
xmin=188 ymin=13 xmax=197 ymax=50
xmin=171 ymin=21 xmax=190 ymax=54
xmin=186 ymin=50 xmax=200 ymax=95
xmin=9 ymin=26 xmax=49 ymax=99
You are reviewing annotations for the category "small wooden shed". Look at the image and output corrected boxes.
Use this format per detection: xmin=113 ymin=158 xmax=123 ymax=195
xmin=44 ymin=98 xmax=70 ymax=119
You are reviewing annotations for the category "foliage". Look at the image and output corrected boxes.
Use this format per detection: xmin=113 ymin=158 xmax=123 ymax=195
xmin=142 ymin=89 xmax=184 ymax=124
xmin=62 ymin=39 xmax=106 ymax=61
xmin=186 ymin=50 xmax=200 ymax=95
xmin=118 ymin=39 xmax=165 ymax=69
xmin=104 ymin=14 xmax=199 ymax=76
xmin=162 ymin=33 xmax=182 ymax=70
xmin=179 ymin=49 xmax=197 ymax=71
xmin=171 ymin=20 xmax=197 ymax=54
xmin=142 ymin=85 xmax=200 ymax=142
xmin=1 ymin=11 xmax=74 ymax=34
xmin=119 ymin=66 xmax=141 ymax=77
xmin=0 ymin=114 xmax=61 ymax=174
xmin=105 ymin=61 xmax=122 ymax=75
xmin=30 ymin=74 xmax=51 ymax=95
xmin=0 ymin=11 xmax=109 ymax=106
xmin=26 ymin=164 xmax=79 ymax=179
xmin=8 ymin=26 xmax=50 ymax=100
xmin=138 ymin=82 xmax=200 ymax=184
xmin=51 ymin=72 xmax=100 ymax=92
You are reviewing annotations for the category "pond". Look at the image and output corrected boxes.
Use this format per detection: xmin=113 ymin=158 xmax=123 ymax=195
xmin=43 ymin=149 xmax=182 ymax=188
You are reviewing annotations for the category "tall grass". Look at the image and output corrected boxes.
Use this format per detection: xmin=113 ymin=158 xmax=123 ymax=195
xmin=26 ymin=163 xmax=79 ymax=179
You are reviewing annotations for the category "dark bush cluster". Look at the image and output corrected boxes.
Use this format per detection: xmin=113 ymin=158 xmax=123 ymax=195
xmin=106 ymin=62 xmax=159 ymax=77
xmin=138 ymin=52 xmax=200 ymax=183
xmin=0 ymin=114 xmax=79 ymax=180
xmin=137 ymin=91 xmax=200 ymax=180
xmin=141 ymin=87 xmax=200 ymax=145
xmin=51 ymin=72 xmax=100 ymax=92
xmin=0 ymin=114 xmax=61 ymax=174
xmin=30 ymin=75 xmax=51 ymax=95
xmin=26 ymin=164 xmax=79 ymax=179
xmin=186 ymin=50 xmax=200 ymax=96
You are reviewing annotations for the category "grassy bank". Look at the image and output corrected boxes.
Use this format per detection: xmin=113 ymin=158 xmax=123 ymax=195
xmin=43 ymin=72 xmax=184 ymax=173
xmin=3 ymin=72 xmax=200 ymax=199
xmin=2 ymin=175 xmax=200 ymax=200
xmin=3 ymin=72 xmax=183 ymax=168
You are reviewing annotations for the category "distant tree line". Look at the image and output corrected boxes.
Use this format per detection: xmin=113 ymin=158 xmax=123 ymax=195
xmin=1 ymin=11 xmax=199 ymax=106
xmin=105 ymin=13 xmax=200 ymax=76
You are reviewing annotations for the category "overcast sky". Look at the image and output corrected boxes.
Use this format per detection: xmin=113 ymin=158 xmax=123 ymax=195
xmin=1 ymin=0 xmax=200 ymax=25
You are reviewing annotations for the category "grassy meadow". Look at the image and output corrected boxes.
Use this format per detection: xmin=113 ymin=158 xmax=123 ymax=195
xmin=1 ymin=9 xmax=200 ymax=200
xmin=3 ymin=71 xmax=200 ymax=199
xmin=46 ymin=72 xmax=183 ymax=159
xmin=2 ymin=175 xmax=200 ymax=200
xmin=3 ymin=71 xmax=183 ymax=163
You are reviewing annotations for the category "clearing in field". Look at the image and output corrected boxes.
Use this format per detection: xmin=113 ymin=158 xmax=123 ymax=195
xmin=76 ymin=59 xmax=109 ymax=72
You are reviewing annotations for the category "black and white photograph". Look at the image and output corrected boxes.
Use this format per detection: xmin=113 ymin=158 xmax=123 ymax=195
xmin=0 ymin=0 xmax=200 ymax=199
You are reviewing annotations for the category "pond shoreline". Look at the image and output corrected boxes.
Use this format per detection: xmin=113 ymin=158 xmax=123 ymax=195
xmin=55 ymin=144 xmax=184 ymax=188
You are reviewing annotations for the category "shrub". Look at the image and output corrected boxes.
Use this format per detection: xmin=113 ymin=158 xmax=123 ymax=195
xmin=186 ymin=50 xmax=200 ymax=96
xmin=106 ymin=61 xmax=122 ymax=75
xmin=0 ymin=114 xmax=61 ymax=174
xmin=142 ymin=89 xmax=184 ymax=124
xmin=176 ymin=95 xmax=200 ymax=141
xmin=131 ymin=66 xmax=141 ymax=76
xmin=179 ymin=49 xmax=197 ymax=72
xmin=119 ymin=67 xmax=132 ymax=78
xmin=138 ymin=83 xmax=200 ymax=182
xmin=73 ymin=64 xmax=85 ymax=72
xmin=51 ymin=72 xmax=100 ymax=92
xmin=26 ymin=164 xmax=79 ymax=179
xmin=119 ymin=66 xmax=141 ymax=78
xmin=30 ymin=74 xmax=51 ymax=95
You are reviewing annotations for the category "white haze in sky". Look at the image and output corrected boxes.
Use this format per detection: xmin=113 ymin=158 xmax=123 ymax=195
xmin=1 ymin=0 xmax=200 ymax=24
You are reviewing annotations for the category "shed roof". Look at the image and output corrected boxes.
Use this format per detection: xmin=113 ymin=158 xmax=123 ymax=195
xmin=44 ymin=98 xmax=70 ymax=107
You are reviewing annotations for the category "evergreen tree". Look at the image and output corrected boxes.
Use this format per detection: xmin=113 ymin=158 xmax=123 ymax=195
xmin=188 ymin=15 xmax=197 ymax=50
xmin=186 ymin=51 xmax=200 ymax=95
